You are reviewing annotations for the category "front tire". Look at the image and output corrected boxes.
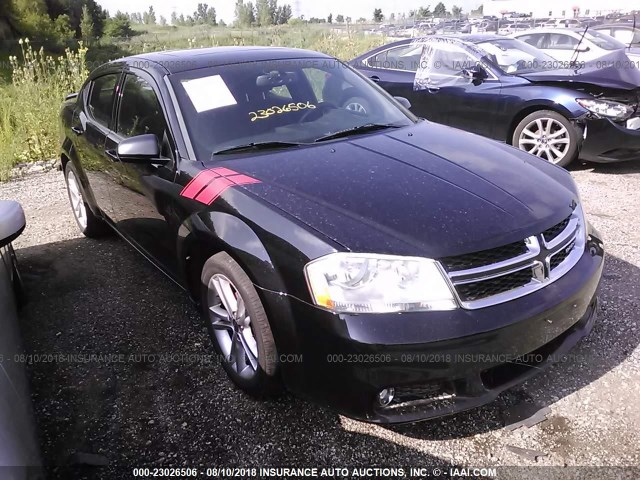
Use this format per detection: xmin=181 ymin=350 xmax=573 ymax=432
xmin=512 ymin=110 xmax=578 ymax=168
xmin=201 ymin=252 xmax=281 ymax=397
xmin=64 ymin=162 xmax=110 ymax=238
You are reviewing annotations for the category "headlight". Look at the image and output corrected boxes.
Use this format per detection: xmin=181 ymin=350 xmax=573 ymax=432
xmin=576 ymin=98 xmax=635 ymax=121
xmin=304 ymin=253 xmax=457 ymax=314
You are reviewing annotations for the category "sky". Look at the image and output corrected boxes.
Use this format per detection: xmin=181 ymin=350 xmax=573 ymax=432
xmin=95 ymin=0 xmax=483 ymax=24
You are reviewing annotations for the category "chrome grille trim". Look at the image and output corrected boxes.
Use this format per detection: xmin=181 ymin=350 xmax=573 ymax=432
xmin=441 ymin=207 xmax=585 ymax=310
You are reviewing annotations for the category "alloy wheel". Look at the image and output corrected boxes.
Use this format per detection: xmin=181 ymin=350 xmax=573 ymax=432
xmin=67 ymin=170 xmax=88 ymax=229
xmin=517 ymin=117 xmax=571 ymax=164
xmin=207 ymin=274 xmax=259 ymax=380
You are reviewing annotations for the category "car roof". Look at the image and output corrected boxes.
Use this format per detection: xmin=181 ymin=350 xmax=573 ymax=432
xmin=115 ymin=46 xmax=332 ymax=75
xmin=593 ymin=23 xmax=637 ymax=29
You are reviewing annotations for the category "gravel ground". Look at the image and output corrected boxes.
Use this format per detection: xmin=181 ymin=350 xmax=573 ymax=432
xmin=1 ymin=162 xmax=639 ymax=479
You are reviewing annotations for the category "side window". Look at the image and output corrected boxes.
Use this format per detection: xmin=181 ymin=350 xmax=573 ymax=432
xmin=611 ymin=29 xmax=635 ymax=44
xmin=87 ymin=74 xmax=119 ymax=128
xmin=117 ymin=74 xmax=167 ymax=140
xmin=547 ymin=34 xmax=579 ymax=49
xmin=519 ymin=34 xmax=544 ymax=48
xmin=428 ymin=47 xmax=477 ymax=87
xmin=367 ymin=45 xmax=424 ymax=72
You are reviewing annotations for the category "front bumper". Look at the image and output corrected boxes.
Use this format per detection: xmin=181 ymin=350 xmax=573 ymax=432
xmin=262 ymin=232 xmax=604 ymax=424
xmin=580 ymin=117 xmax=640 ymax=163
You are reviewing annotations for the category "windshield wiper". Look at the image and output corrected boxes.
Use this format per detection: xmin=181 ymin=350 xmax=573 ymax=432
xmin=213 ymin=141 xmax=306 ymax=156
xmin=314 ymin=123 xmax=403 ymax=143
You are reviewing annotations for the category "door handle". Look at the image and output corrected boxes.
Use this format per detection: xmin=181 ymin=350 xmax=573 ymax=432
xmin=104 ymin=149 xmax=119 ymax=162
xmin=370 ymin=75 xmax=380 ymax=82
xmin=71 ymin=126 xmax=84 ymax=135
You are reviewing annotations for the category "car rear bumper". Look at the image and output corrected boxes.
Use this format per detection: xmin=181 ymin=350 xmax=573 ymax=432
xmin=580 ymin=117 xmax=640 ymax=163
xmin=262 ymin=232 xmax=604 ymax=424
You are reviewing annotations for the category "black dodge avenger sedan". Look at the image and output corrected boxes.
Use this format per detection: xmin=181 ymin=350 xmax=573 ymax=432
xmin=60 ymin=46 xmax=604 ymax=423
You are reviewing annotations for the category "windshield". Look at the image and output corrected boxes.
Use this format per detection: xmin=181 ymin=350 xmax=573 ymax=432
xmin=170 ymin=58 xmax=416 ymax=158
xmin=476 ymin=38 xmax=560 ymax=73
xmin=582 ymin=30 xmax=627 ymax=50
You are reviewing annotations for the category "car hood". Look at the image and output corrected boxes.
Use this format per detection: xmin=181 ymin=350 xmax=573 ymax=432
xmin=210 ymin=122 xmax=578 ymax=259
xmin=519 ymin=50 xmax=640 ymax=90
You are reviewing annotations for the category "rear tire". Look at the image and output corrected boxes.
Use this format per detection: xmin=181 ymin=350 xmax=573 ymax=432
xmin=512 ymin=110 xmax=578 ymax=168
xmin=64 ymin=162 xmax=110 ymax=238
xmin=201 ymin=252 xmax=281 ymax=397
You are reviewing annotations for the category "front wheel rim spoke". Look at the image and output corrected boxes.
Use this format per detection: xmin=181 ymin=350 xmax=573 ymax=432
xmin=213 ymin=277 xmax=238 ymax=319
xmin=209 ymin=306 xmax=234 ymax=331
xmin=239 ymin=331 xmax=259 ymax=370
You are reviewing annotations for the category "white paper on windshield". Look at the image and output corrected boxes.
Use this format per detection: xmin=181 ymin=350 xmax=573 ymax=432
xmin=182 ymin=75 xmax=237 ymax=113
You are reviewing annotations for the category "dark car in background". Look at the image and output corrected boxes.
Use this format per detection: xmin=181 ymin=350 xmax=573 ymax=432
xmin=60 ymin=46 xmax=604 ymax=423
xmin=351 ymin=36 xmax=640 ymax=167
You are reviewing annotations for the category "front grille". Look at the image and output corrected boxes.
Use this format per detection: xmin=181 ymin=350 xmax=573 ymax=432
xmin=456 ymin=267 xmax=533 ymax=302
xmin=394 ymin=383 xmax=445 ymax=402
xmin=550 ymin=239 xmax=575 ymax=270
xmin=440 ymin=208 xmax=584 ymax=309
xmin=542 ymin=215 xmax=571 ymax=244
xmin=440 ymin=240 xmax=528 ymax=272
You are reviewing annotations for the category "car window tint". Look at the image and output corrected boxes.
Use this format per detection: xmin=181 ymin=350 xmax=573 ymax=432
xmin=547 ymin=34 xmax=579 ymax=49
xmin=368 ymin=45 xmax=424 ymax=71
xmin=518 ymin=34 xmax=544 ymax=48
xmin=302 ymin=67 xmax=361 ymax=105
xmin=87 ymin=74 xmax=119 ymax=128
xmin=117 ymin=75 xmax=167 ymax=140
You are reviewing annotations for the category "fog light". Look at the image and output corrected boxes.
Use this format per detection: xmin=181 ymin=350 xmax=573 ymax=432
xmin=378 ymin=387 xmax=395 ymax=407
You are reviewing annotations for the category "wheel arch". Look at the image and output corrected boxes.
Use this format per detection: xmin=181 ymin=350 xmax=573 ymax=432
xmin=178 ymin=212 xmax=300 ymax=377
xmin=177 ymin=212 xmax=287 ymax=304
xmin=506 ymin=102 xmax=579 ymax=145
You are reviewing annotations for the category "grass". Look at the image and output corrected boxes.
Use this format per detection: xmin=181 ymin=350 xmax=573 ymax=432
xmin=0 ymin=25 xmax=386 ymax=180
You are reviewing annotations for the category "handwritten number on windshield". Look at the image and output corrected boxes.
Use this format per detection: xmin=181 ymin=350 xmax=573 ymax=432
xmin=249 ymin=102 xmax=316 ymax=122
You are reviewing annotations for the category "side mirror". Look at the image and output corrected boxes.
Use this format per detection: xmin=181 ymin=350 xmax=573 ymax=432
xmin=462 ymin=65 xmax=488 ymax=81
xmin=116 ymin=134 xmax=162 ymax=163
xmin=0 ymin=201 xmax=26 ymax=248
xmin=394 ymin=96 xmax=412 ymax=110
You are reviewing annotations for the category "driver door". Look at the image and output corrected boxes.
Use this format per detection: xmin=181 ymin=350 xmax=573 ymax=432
xmin=416 ymin=43 xmax=503 ymax=137
xmin=108 ymin=71 xmax=179 ymax=276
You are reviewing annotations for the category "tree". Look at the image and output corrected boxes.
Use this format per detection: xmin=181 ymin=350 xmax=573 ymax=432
xmin=417 ymin=6 xmax=431 ymax=18
xmin=433 ymin=2 xmax=447 ymax=17
xmin=345 ymin=16 xmax=352 ymax=23
xmin=194 ymin=3 xmax=217 ymax=25
xmin=389 ymin=13 xmax=395 ymax=21
xmin=256 ymin=0 xmax=273 ymax=26
xmin=170 ymin=11 xmax=177 ymax=24
xmin=80 ymin=4 xmax=94 ymax=44
xmin=234 ymin=0 xmax=256 ymax=26
xmin=105 ymin=11 xmax=133 ymax=37
xmin=274 ymin=4 xmax=292 ymax=24
xmin=143 ymin=5 xmax=156 ymax=25
xmin=195 ymin=3 xmax=207 ymax=22
xmin=335 ymin=14 xmax=344 ymax=23
xmin=327 ymin=13 xmax=332 ymax=23
xmin=373 ymin=8 xmax=383 ymax=22
xmin=451 ymin=5 xmax=462 ymax=18
xmin=159 ymin=15 xmax=167 ymax=26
